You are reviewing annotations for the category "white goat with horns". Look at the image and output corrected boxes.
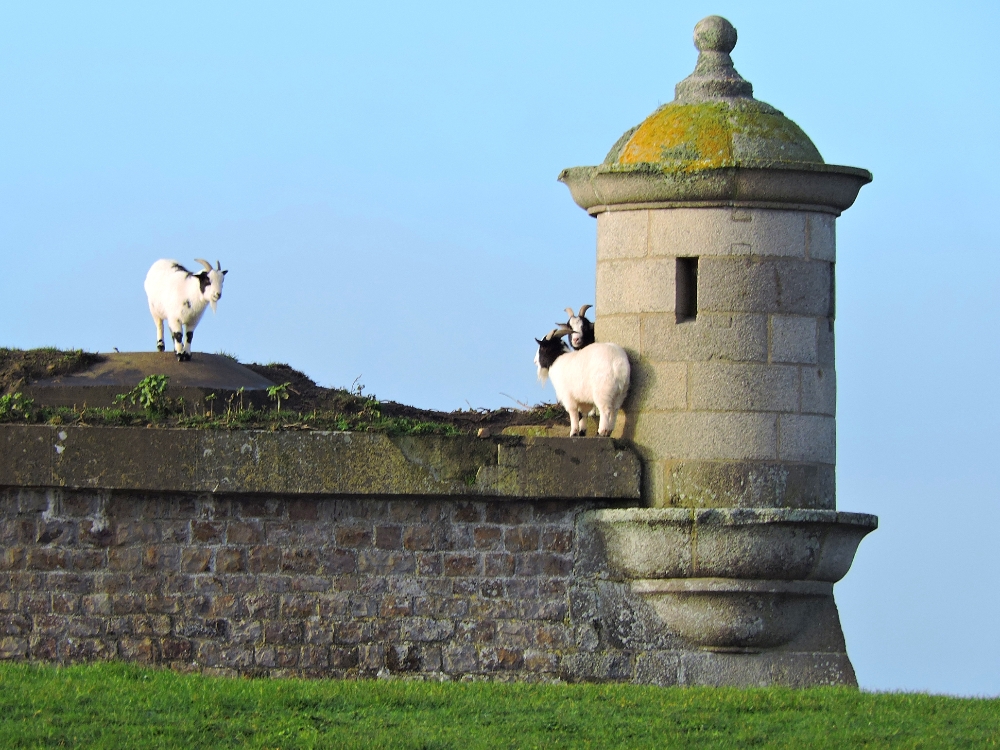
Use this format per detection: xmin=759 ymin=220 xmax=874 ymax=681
xmin=534 ymin=326 xmax=630 ymax=437
xmin=560 ymin=304 xmax=595 ymax=350
xmin=144 ymin=259 xmax=228 ymax=361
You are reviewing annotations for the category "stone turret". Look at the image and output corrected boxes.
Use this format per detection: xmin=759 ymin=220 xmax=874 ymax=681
xmin=565 ymin=17 xmax=878 ymax=686
xmin=561 ymin=15 xmax=871 ymax=510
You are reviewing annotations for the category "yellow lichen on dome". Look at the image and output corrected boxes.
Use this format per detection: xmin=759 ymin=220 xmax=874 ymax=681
xmin=616 ymin=102 xmax=823 ymax=173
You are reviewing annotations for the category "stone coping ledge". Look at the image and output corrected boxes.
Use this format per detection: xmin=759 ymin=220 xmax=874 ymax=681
xmin=559 ymin=164 xmax=871 ymax=215
xmin=587 ymin=507 xmax=877 ymax=528
xmin=0 ymin=425 xmax=641 ymax=500
xmin=632 ymin=578 xmax=834 ymax=596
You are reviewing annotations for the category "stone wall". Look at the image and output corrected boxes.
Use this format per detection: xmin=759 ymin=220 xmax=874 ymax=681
xmin=0 ymin=486 xmax=858 ymax=685
xmin=0 ymin=425 xmax=862 ymax=686
xmin=0 ymin=487 xmax=604 ymax=680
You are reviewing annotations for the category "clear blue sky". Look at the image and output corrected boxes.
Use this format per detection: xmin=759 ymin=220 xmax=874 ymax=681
xmin=1 ymin=1 xmax=997 ymax=695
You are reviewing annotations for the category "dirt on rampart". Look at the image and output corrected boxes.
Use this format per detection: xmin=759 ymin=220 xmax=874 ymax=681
xmin=1 ymin=349 xmax=565 ymax=433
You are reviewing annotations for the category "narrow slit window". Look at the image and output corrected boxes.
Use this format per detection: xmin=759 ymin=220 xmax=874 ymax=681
xmin=676 ymin=257 xmax=698 ymax=323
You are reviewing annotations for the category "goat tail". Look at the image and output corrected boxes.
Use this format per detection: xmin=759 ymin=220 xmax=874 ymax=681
xmin=610 ymin=348 xmax=632 ymax=408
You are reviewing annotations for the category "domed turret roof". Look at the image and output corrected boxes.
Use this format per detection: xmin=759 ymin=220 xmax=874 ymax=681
xmin=602 ymin=16 xmax=823 ymax=172
xmin=559 ymin=16 xmax=871 ymax=214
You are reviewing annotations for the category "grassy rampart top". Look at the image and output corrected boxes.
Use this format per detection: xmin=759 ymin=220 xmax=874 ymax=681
xmin=0 ymin=348 xmax=566 ymax=437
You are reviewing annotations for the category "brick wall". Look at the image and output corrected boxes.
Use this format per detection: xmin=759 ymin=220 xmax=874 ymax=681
xmin=0 ymin=487 xmax=616 ymax=680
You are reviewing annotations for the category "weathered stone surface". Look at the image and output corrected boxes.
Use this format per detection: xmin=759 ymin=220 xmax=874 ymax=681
xmin=21 ymin=352 xmax=275 ymax=410
xmin=770 ymin=315 xmax=819 ymax=365
xmin=596 ymin=210 xmax=649 ymax=260
xmin=0 ymin=484 xmax=870 ymax=686
xmin=648 ymin=208 xmax=809 ymax=259
xmin=698 ymin=257 xmax=831 ymax=316
xmin=0 ymin=427 xmax=640 ymax=501
xmin=561 ymin=164 xmax=871 ymax=217
xmin=597 ymin=258 xmax=676 ymax=314
xmin=660 ymin=461 xmax=835 ymax=509
xmin=632 ymin=578 xmax=833 ymax=649
xmin=583 ymin=507 xmax=876 ymax=582
xmin=801 ymin=367 xmax=836 ymax=416
xmin=807 ymin=213 xmax=836 ymax=262
xmin=778 ymin=415 xmax=836 ymax=464
xmin=687 ymin=363 xmax=798 ymax=413
xmin=594 ymin=314 xmax=641 ymax=353
xmin=641 ymin=313 xmax=769 ymax=364
xmin=627 ymin=361 xmax=687 ymax=412
xmin=632 ymin=412 xmax=778 ymax=461
xmin=677 ymin=651 xmax=857 ymax=688
xmin=0 ymin=486 xmax=604 ymax=679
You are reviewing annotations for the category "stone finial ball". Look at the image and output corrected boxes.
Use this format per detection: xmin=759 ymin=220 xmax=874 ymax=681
xmin=693 ymin=15 xmax=737 ymax=53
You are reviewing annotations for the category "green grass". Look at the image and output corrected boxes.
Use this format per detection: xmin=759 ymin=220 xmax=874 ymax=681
xmin=0 ymin=663 xmax=996 ymax=748
xmin=1 ymin=349 xmax=565 ymax=437
xmin=0 ymin=400 xmax=463 ymax=436
xmin=0 ymin=376 xmax=463 ymax=437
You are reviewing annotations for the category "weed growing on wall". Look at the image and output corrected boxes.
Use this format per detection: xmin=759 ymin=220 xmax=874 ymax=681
xmin=0 ymin=392 xmax=34 ymax=421
xmin=266 ymin=381 xmax=291 ymax=413
xmin=113 ymin=374 xmax=175 ymax=419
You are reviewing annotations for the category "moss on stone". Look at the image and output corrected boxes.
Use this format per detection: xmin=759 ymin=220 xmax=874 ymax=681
xmin=609 ymin=101 xmax=822 ymax=174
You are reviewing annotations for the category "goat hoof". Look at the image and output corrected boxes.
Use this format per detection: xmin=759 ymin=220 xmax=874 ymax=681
xmin=156 ymin=343 xmax=165 ymax=352
xmin=176 ymin=352 xmax=191 ymax=362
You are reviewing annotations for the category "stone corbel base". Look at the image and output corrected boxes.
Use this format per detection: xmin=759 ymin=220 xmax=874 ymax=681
xmin=580 ymin=508 xmax=877 ymax=686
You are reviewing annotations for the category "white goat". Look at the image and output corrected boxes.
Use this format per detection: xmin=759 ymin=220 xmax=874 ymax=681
xmin=534 ymin=327 xmax=630 ymax=437
xmin=144 ymin=259 xmax=228 ymax=361
xmin=560 ymin=304 xmax=595 ymax=350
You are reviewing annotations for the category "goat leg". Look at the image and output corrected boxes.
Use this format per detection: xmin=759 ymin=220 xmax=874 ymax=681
xmin=566 ymin=400 xmax=582 ymax=437
xmin=154 ymin=318 xmax=165 ymax=352
xmin=171 ymin=329 xmax=187 ymax=361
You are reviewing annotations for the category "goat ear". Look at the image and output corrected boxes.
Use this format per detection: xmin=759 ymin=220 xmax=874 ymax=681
xmin=222 ymin=270 xmax=228 ymax=275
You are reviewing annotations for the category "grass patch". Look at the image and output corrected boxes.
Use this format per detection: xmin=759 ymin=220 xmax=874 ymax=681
xmin=0 ymin=390 xmax=464 ymax=436
xmin=0 ymin=349 xmax=568 ymax=436
xmin=0 ymin=663 xmax=996 ymax=748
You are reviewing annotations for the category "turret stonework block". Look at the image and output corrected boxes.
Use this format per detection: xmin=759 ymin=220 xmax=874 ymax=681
xmin=648 ymin=208 xmax=810 ymax=258
xmin=560 ymin=15 xmax=876 ymax=686
xmin=596 ymin=258 xmax=677 ymax=314
xmin=636 ymin=313 xmax=769 ymax=363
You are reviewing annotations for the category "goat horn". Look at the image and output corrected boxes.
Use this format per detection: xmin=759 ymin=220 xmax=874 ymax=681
xmin=578 ymin=304 xmax=592 ymax=318
xmin=545 ymin=327 xmax=573 ymax=340
xmin=564 ymin=307 xmax=575 ymax=319
xmin=216 ymin=260 xmax=221 ymax=270
xmin=194 ymin=259 xmax=213 ymax=272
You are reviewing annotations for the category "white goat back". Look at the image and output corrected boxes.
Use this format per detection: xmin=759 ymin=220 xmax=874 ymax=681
xmin=549 ymin=342 xmax=630 ymax=411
